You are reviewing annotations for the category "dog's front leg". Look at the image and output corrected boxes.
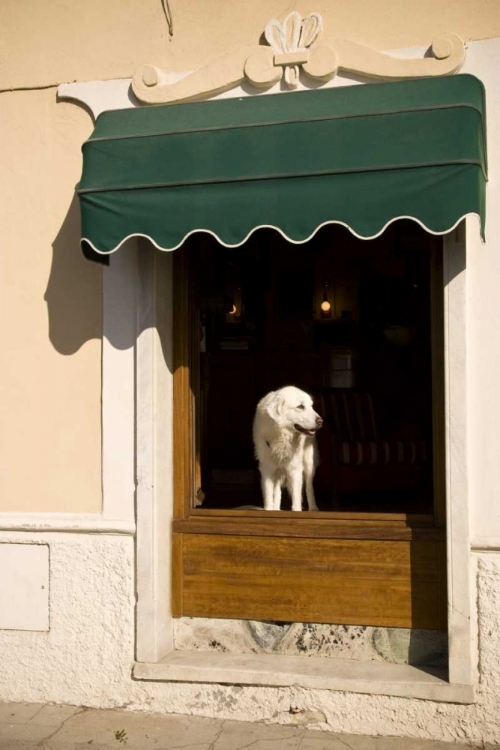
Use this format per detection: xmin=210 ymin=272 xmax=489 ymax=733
xmin=261 ymin=475 xmax=275 ymax=511
xmin=288 ymin=470 xmax=303 ymax=512
xmin=305 ymin=476 xmax=318 ymax=511
xmin=273 ymin=481 xmax=282 ymax=511
xmin=304 ymin=440 xmax=318 ymax=511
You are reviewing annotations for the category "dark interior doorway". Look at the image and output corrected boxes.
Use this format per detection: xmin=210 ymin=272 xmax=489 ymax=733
xmin=193 ymin=220 xmax=437 ymax=514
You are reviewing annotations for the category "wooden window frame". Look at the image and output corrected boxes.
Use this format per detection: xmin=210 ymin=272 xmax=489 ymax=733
xmin=173 ymin=239 xmax=445 ymax=537
xmin=171 ymin=237 xmax=447 ymax=628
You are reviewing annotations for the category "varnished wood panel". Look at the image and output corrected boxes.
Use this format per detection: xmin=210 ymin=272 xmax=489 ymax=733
xmin=430 ymin=239 xmax=446 ymax=528
xmin=174 ymin=517 xmax=444 ymax=541
xmin=171 ymin=533 xmax=183 ymax=617
xmin=173 ymin=248 xmax=194 ymax=520
xmin=176 ymin=533 xmax=446 ymax=629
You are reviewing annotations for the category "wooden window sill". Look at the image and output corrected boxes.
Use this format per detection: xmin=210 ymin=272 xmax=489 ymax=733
xmin=174 ymin=512 xmax=444 ymax=540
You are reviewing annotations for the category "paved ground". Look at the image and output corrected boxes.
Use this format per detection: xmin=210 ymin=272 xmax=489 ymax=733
xmin=0 ymin=702 xmax=485 ymax=750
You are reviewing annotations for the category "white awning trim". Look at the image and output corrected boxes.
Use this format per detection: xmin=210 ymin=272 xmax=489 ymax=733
xmin=82 ymin=212 xmax=481 ymax=256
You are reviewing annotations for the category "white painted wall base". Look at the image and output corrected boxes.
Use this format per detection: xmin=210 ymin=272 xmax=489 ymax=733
xmin=0 ymin=531 xmax=499 ymax=745
xmin=0 ymin=544 xmax=49 ymax=631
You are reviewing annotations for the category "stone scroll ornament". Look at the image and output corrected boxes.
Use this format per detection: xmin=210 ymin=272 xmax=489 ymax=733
xmin=132 ymin=11 xmax=466 ymax=105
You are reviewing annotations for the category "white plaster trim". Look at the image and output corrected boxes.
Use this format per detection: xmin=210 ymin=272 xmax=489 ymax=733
xmin=88 ymin=42 xmax=490 ymax=695
xmin=58 ymin=75 xmax=185 ymax=119
xmin=471 ymin=538 xmax=500 ymax=551
xmin=135 ymin=245 xmax=174 ymax=662
xmin=81 ymin=214 xmax=482 ymax=256
xmin=101 ymin=240 xmax=173 ymax=660
xmin=101 ymin=248 xmax=136 ymax=525
xmin=130 ymin=12 xmax=465 ymax=105
xmin=0 ymin=513 xmax=135 ymax=535
xmin=58 ymin=78 xmax=137 ymax=119
xmin=57 ymin=41 xmax=462 ymax=120
xmin=125 ymin=225 xmax=474 ymax=691
xmin=443 ymin=222 xmax=473 ymax=686
xmin=133 ymin=651 xmax=475 ymax=704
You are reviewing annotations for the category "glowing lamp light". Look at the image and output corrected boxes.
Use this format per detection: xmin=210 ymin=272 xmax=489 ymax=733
xmin=226 ymin=286 xmax=242 ymax=321
xmin=320 ymin=280 xmax=332 ymax=318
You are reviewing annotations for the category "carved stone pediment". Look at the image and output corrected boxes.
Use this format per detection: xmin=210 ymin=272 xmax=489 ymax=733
xmin=131 ymin=11 xmax=466 ymax=105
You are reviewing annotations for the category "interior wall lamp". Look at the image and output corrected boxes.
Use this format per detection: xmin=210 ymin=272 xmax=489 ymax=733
xmin=227 ymin=286 xmax=242 ymax=322
xmin=320 ymin=280 xmax=332 ymax=318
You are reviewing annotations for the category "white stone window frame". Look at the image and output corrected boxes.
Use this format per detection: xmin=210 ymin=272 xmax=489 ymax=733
xmin=101 ymin=220 xmax=474 ymax=703
xmin=60 ymin=56 xmax=479 ymax=701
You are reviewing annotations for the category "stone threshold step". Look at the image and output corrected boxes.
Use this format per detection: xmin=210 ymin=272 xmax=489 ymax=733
xmin=133 ymin=650 xmax=475 ymax=704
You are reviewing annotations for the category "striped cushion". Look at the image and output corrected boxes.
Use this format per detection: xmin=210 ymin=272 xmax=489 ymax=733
xmin=317 ymin=391 xmax=378 ymax=442
xmin=338 ymin=440 xmax=427 ymax=466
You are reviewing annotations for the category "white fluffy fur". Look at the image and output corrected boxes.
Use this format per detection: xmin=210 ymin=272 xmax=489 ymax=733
xmin=253 ymin=386 xmax=323 ymax=511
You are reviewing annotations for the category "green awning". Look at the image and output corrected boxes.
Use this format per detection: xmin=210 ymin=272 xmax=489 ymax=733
xmin=78 ymin=74 xmax=487 ymax=260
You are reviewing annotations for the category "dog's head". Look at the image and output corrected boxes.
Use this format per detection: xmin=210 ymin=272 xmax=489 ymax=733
xmin=264 ymin=386 xmax=323 ymax=436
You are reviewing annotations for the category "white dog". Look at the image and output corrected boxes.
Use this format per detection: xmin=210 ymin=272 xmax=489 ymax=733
xmin=253 ymin=386 xmax=323 ymax=511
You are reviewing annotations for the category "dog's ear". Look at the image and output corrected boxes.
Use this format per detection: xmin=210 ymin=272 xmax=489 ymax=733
xmin=266 ymin=393 xmax=285 ymax=422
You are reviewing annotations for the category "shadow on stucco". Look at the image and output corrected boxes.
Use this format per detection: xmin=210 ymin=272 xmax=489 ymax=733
xmin=45 ymin=192 xmax=103 ymax=355
xmin=46 ymin=191 xmax=172 ymax=371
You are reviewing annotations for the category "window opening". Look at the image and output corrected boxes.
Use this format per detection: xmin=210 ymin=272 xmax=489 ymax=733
xmin=185 ymin=221 xmax=440 ymax=517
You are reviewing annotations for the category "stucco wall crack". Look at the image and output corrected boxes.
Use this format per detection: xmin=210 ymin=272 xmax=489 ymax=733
xmin=0 ymin=83 xmax=59 ymax=94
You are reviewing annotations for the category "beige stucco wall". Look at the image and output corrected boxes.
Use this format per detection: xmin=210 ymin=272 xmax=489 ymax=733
xmin=1 ymin=0 xmax=500 ymax=514
xmin=0 ymin=89 xmax=101 ymax=512
xmin=1 ymin=0 xmax=500 ymax=91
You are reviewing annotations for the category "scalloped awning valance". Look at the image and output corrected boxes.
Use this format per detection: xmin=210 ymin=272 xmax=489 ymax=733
xmin=78 ymin=74 xmax=486 ymax=262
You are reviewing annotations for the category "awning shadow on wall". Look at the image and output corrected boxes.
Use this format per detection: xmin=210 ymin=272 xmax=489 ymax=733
xmin=45 ymin=192 xmax=103 ymax=355
xmin=45 ymin=191 xmax=172 ymax=369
